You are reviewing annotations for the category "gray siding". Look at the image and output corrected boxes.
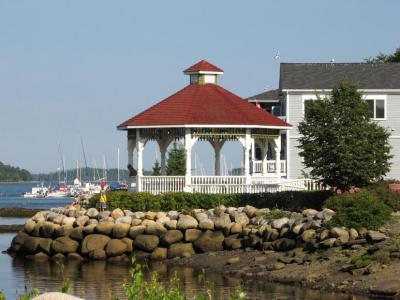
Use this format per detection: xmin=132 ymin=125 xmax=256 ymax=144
xmin=286 ymin=91 xmax=400 ymax=180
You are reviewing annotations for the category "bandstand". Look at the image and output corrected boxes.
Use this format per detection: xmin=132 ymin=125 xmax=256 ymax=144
xmin=118 ymin=60 xmax=315 ymax=194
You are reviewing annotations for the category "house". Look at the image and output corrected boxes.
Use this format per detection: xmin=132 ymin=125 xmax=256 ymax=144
xmin=247 ymin=63 xmax=400 ymax=180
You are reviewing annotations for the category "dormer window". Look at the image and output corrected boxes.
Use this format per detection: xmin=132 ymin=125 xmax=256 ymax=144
xmin=365 ymin=95 xmax=386 ymax=120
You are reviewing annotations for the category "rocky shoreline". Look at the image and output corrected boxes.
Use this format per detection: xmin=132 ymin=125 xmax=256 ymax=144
xmin=7 ymin=205 xmax=400 ymax=298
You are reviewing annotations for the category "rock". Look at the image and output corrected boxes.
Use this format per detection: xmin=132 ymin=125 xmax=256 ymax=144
xmin=89 ymin=249 xmax=107 ymax=260
xmin=226 ymin=257 xmax=240 ymax=264
xmin=302 ymin=229 xmax=316 ymax=242
xmin=156 ymin=212 xmax=167 ymax=219
xmin=75 ymin=216 xmax=89 ymax=227
xmin=168 ymin=243 xmax=195 ymax=258
xmin=194 ymin=212 xmax=208 ymax=222
xmin=167 ymin=211 xmax=179 ymax=220
xmin=199 ymin=219 xmax=214 ymax=230
xmin=51 ymin=237 xmax=79 ymax=254
xmin=213 ymin=214 xmax=231 ymax=230
xmin=98 ymin=211 xmax=111 ymax=220
xmin=129 ymin=225 xmax=146 ymax=238
xmin=145 ymin=211 xmax=156 ymax=220
xmin=366 ymin=231 xmax=388 ymax=243
xmin=230 ymin=223 xmax=242 ymax=234
xmin=185 ymin=229 xmax=202 ymax=242
xmin=264 ymin=228 xmax=279 ymax=241
xmin=292 ymin=223 xmax=304 ymax=235
xmin=83 ymin=224 xmax=97 ymax=235
xmin=87 ymin=208 xmax=99 ymax=218
xmin=131 ymin=218 xmax=142 ymax=226
xmin=319 ymin=229 xmax=330 ymax=241
xmin=331 ymin=227 xmax=350 ymax=244
xmin=194 ymin=231 xmax=224 ymax=252
xmin=54 ymin=225 xmax=73 ymax=237
xmin=165 ymin=220 xmax=177 ymax=230
xmin=266 ymin=262 xmax=286 ymax=271
xmin=145 ymin=223 xmax=167 ymax=236
xmin=320 ymin=208 xmax=335 ymax=221
xmin=32 ymin=212 xmax=46 ymax=223
xmin=10 ymin=232 xmax=28 ymax=252
xmin=162 ymin=230 xmax=183 ymax=246
xmin=31 ymin=222 xmax=43 ymax=237
xmin=116 ymin=216 xmax=132 ymax=225
xmin=141 ymin=219 xmax=155 ymax=227
xmin=121 ymin=237 xmax=134 ymax=253
xmin=112 ymin=223 xmax=130 ymax=238
xmin=96 ymin=222 xmax=115 ymax=235
xmin=177 ymin=214 xmax=198 ymax=230
xmin=156 ymin=217 xmax=170 ymax=225
xmin=132 ymin=212 xmax=145 ymax=219
xmin=24 ymin=219 xmax=36 ymax=234
xmin=243 ymin=234 xmax=262 ymax=249
xmin=272 ymin=238 xmax=296 ymax=252
xmin=254 ymin=208 xmax=270 ymax=217
xmin=349 ymin=228 xmax=359 ymax=240
xmin=106 ymin=239 xmax=127 ymax=257
xmin=70 ymin=227 xmax=83 ymax=240
xmin=81 ymin=234 xmax=111 ymax=255
xmin=151 ymin=247 xmax=168 ymax=260
xmin=38 ymin=238 xmax=53 ymax=254
xmin=111 ymin=208 xmax=125 ymax=219
xmin=319 ymin=238 xmax=337 ymax=248
xmin=302 ymin=209 xmax=319 ymax=217
xmin=271 ymin=218 xmax=289 ymax=229
xmin=40 ymin=222 xmax=56 ymax=238
xmin=23 ymin=236 xmax=41 ymax=254
xmin=135 ymin=235 xmax=159 ymax=252
xmin=51 ymin=253 xmax=65 ymax=261
xmin=234 ymin=213 xmax=249 ymax=226
xmin=244 ymin=205 xmax=257 ymax=218
xmin=87 ymin=219 xmax=98 ymax=225
xmin=223 ymin=237 xmax=242 ymax=250
xmin=67 ymin=253 xmax=84 ymax=261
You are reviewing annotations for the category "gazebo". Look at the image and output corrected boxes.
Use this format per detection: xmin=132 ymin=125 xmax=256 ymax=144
xmin=118 ymin=60 xmax=298 ymax=194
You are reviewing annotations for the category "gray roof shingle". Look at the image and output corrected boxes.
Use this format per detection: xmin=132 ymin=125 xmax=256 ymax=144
xmin=246 ymin=89 xmax=280 ymax=101
xmin=280 ymin=63 xmax=400 ymax=90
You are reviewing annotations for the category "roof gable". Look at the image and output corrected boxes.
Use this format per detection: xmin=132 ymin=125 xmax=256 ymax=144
xmin=184 ymin=60 xmax=224 ymax=73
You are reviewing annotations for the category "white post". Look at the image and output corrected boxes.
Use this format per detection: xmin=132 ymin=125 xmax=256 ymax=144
xmin=157 ymin=137 xmax=172 ymax=176
xmin=262 ymin=140 xmax=268 ymax=176
xmin=209 ymin=139 xmax=225 ymax=176
xmin=273 ymin=134 xmax=281 ymax=182
xmin=136 ymin=129 xmax=145 ymax=192
xmin=244 ymin=129 xmax=251 ymax=185
xmin=127 ymin=134 xmax=136 ymax=190
xmin=184 ymin=129 xmax=193 ymax=192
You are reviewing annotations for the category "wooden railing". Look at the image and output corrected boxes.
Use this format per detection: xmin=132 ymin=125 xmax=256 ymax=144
xmin=252 ymin=160 xmax=287 ymax=174
xmin=140 ymin=176 xmax=185 ymax=194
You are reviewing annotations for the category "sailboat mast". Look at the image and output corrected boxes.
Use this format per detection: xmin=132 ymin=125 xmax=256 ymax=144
xmin=117 ymin=148 xmax=120 ymax=183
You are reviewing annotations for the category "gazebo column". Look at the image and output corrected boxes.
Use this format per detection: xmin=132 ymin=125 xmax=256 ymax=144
xmin=136 ymin=129 xmax=146 ymax=192
xmin=127 ymin=133 xmax=136 ymax=190
xmin=240 ymin=129 xmax=252 ymax=185
xmin=271 ymin=134 xmax=281 ymax=182
xmin=157 ymin=137 xmax=173 ymax=176
xmin=208 ymin=139 xmax=225 ymax=176
xmin=259 ymin=139 xmax=269 ymax=176
xmin=184 ymin=128 xmax=197 ymax=192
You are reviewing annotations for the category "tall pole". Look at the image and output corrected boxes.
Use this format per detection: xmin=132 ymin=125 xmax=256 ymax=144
xmin=117 ymin=147 xmax=120 ymax=183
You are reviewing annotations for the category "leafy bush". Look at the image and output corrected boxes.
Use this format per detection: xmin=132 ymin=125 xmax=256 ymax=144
xmin=324 ymin=191 xmax=392 ymax=230
xmin=364 ymin=180 xmax=400 ymax=211
xmin=89 ymin=190 xmax=332 ymax=212
xmin=263 ymin=209 xmax=287 ymax=221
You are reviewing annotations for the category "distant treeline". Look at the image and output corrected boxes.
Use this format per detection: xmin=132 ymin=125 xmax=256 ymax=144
xmin=32 ymin=168 xmax=130 ymax=182
xmin=0 ymin=161 xmax=32 ymax=182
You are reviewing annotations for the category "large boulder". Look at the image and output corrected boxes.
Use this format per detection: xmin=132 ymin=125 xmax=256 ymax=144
xmin=366 ymin=230 xmax=388 ymax=243
xmin=301 ymin=229 xmax=317 ymax=242
xmin=234 ymin=213 xmax=249 ymax=226
xmin=70 ymin=227 xmax=84 ymax=241
xmin=88 ymin=249 xmax=107 ymax=260
xmin=271 ymin=238 xmax=296 ymax=252
xmin=121 ymin=237 xmax=134 ymax=253
xmin=9 ymin=232 xmax=28 ymax=253
xmin=167 ymin=211 xmax=179 ymax=220
xmin=168 ymin=243 xmax=195 ymax=258
xmin=75 ymin=216 xmax=89 ymax=227
xmin=54 ymin=225 xmax=73 ymax=237
xmin=83 ymin=224 xmax=97 ymax=235
xmin=87 ymin=208 xmax=99 ymax=218
xmin=40 ymin=222 xmax=56 ymax=238
xmin=116 ymin=216 xmax=132 ymax=225
xmin=185 ymin=229 xmax=202 ymax=242
xmin=213 ymin=214 xmax=231 ymax=230
xmin=194 ymin=231 xmax=224 ymax=252
xmin=161 ymin=230 xmax=183 ymax=246
xmin=302 ymin=209 xmax=319 ymax=217
xmin=106 ymin=239 xmax=127 ymax=257
xmin=38 ymin=238 xmax=53 ymax=254
xmin=177 ymin=215 xmax=198 ymax=230
xmin=81 ymin=234 xmax=111 ymax=255
xmin=23 ymin=236 xmax=41 ymax=254
xmin=165 ymin=220 xmax=177 ymax=230
xmin=51 ymin=237 xmax=79 ymax=254
xmin=145 ymin=223 xmax=167 ymax=236
xmin=331 ymin=227 xmax=349 ymax=244
xmin=111 ymin=208 xmax=125 ymax=220
xmin=135 ymin=235 xmax=159 ymax=252
xmin=199 ymin=219 xmax=214 ymax=230
xmin=112 ymin=223 xmax=130 ymax=238
xmin=271 ymin=217 xmax=289 ymax=230
xmin=62 ymin=217 xmax=76 ymax=227
xmin=129 ymin=225 xmax=146 ymax=238
xmin=150 ymin=247 xmax=168 ymax=260
xmin=32 ymin=212 xmax=46 ymax=223
xmin=24 ymin=219 xmax=36 ymax=234
xmin=230 ymin=223 xmax=242 ymax=234
xmin=96 ymin=222 xmax=115 ymax=235
xmin=223 ymin=237 xmax=242 ymax=250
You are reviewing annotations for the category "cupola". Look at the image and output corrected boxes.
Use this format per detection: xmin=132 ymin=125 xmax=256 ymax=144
xmin=183 ymin=60 xmax=224 ymax=85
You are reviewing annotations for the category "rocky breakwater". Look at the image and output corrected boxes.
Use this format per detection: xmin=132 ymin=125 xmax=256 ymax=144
xmin=7 ymin=206 xmax=387 ymax=262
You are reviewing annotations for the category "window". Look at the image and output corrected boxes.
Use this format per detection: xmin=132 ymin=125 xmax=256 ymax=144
xmin=366 ymin=98 xmax=386 ymax=120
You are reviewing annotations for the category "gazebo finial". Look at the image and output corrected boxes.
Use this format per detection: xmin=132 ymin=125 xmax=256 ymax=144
xmin=183 ymin=60 xmax=224 ymax=85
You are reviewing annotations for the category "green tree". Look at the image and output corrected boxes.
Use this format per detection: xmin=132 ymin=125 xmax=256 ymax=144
xmin=152 ymin=160 xmax=161 ymax=176
xmin=0 ymin=161 xmax=32 ymax=182
xmin=366 ymin=47 xmax=400 ymax=63
xmin=166 ymin=142 xmax=186 ymax=176
xmin=297 ymin=79 xmax=392 ymax=191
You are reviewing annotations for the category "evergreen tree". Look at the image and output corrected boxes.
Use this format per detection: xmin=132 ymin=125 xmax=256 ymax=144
xmin=366 ymin=47 xmax=400 ymax=63
xmin=152 ymin=160 xmax=161 ymax=176
xmin=298 ymin=79 xmax=392 ymax=191
xmin=166 ymin=142 xmax=186 ymax=176
xmin=0 ymin=161 xmax=32 ymax=182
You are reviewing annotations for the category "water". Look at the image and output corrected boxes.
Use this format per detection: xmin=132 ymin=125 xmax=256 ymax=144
xmin=0 ymin=183 xmax=371 ymax=299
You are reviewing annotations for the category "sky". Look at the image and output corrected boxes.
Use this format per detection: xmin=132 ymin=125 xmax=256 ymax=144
xmin=0 ymin=0 xmax=399 ymax=174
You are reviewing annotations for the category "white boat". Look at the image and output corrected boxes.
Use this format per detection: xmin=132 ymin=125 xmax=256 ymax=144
xmin=46 ymin=190 xmax=71 ymax=198
xmin=23 ymin=186 xmax=49 ymax=198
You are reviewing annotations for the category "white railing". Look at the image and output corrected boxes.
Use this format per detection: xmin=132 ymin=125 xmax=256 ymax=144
xmin=141 ymin=176 xmax=185 ymax=194
xmin=252 ymin=160 xmax=287 ymax=174
xmin=138 ymin=176 xmax=323 ymax=194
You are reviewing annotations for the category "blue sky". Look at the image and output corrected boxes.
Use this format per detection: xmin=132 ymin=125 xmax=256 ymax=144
xmin=0 ymin=0 xmax=399 ymax=174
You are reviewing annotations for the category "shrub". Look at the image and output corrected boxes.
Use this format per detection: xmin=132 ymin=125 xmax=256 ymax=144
xmin=364 ymin=180 xmax=400 ymax=211
xmin=324 ymin=191 xmax=392 ymax=230
xmin=89 ymin=190 xmax=332 ymax=212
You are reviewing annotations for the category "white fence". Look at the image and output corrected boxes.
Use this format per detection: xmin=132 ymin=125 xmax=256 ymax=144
xmin=252 ymin=160 xmax=287 ymax=174
xmin=139 ymin=175 xmax=323 ymax=194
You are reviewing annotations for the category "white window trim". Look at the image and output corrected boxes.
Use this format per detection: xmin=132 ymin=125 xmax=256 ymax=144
xmin=364 ymin=95 xmax=387 ymax=121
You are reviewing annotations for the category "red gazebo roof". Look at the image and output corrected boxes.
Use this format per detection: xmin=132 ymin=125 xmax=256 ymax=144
xmin=183 ymin=60 xmax=224 ymax=73
xmin=118 ymin=82 xmax=291 ymax=129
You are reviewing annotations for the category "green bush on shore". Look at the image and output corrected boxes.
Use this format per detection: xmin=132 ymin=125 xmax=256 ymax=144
xmin=364 ymin=180 xmax=400 ymax=211
xmin=88 ymin=190 xmax=332 ymax=212
xmin=324 ymin=191 xmax=392 ymax=230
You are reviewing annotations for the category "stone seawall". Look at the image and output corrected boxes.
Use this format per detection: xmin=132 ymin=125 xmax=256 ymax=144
xmin=8 ymin=205 xmax=387 ymax=261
